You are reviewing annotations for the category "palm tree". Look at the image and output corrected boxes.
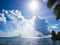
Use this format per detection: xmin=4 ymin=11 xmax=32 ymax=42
xmin=51 ymin=30 xmax=57 ymax=39
xmin=57 ymin=32 xmax=60 ymax=39
xmin=47 ymin=0 xmax=60 ymax=20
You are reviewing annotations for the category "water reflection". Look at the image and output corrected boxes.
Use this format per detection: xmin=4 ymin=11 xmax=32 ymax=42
xmin=22 ymin=38 xmax=60 ymax=45
xmin=52 ymin=40 xmax=60 ymax=45
xmin=0 ymin=37 xmax=60 ymax=45
xmin=21 ymin=38 xmax=38 ymax=45
xmin=52 ymin=40 xmax=57 ymax=45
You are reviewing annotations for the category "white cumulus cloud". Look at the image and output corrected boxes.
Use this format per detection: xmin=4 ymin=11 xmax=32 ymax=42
xmin=0 ymin=10 xmax=41 ymax=38
xmin=0 ymin=10 xmax=50 ymax=38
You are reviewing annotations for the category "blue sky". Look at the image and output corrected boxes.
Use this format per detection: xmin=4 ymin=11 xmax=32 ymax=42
xmin=0 ymin=0 xmax=60 ymax=37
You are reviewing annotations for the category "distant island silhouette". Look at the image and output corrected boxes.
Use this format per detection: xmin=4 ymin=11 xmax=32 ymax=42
xmin=51 ymin=30 xmax=60 ymax=40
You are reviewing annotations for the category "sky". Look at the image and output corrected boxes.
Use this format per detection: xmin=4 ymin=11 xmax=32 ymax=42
xmin=0 ymin=0 xmax=60 ymax=37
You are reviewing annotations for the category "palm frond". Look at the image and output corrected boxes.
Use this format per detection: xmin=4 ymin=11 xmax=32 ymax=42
xmin=53 ymin=4 xmax=60 ymax=20
xmin=53 ymin=4 xmax=60 ymax=14
xmin=47 ymin=0 xmax=57 ymax=8
xmin=56 ymin=11 xmax=60 ymax=20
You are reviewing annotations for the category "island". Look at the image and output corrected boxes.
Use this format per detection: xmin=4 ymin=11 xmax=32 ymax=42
xmin=51 ymin=30 xmax=60 ymax=40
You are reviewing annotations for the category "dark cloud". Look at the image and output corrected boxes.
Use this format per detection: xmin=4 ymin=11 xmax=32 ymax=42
xmin=34 ymin=16 xmax=50 ymax=36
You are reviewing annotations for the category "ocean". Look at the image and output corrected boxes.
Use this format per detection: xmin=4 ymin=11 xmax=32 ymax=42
xmin=0 ymin=37 xmax=60 ymax=45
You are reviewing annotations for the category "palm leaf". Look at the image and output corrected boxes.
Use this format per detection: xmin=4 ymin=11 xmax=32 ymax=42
xmin=47 ymin=0 xmax=60 ymax=20
xmin=56 ymin=11 xmax=60 ymax=20
xmin=53 ymin=4 xmax=60 ymax=20
xmin=47 ymin=0 xmax=57 ymax=8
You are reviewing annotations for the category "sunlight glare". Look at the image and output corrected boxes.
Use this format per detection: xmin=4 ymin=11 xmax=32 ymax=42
xmin=27 ymin=0 xmax=39 ymax=13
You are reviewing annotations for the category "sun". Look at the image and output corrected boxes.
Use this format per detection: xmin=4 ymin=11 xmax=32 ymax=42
xmin=27 ymin=0 xmax=39 ymax=13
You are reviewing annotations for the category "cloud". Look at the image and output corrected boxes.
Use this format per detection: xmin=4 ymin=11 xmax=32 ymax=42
xmin=48 ymin=24 xmax=59 ymax=32
xmin=0 ymin=13 xmax=6 ymax=22
xmin=0 ymin=10 xmax=25 ymax=37
xmin=51 ymin=25 xmax=57 ymax=28
xmin=0 ymin=10 xmax=51 ymax=38
xmin=0 ymin=10 xmax=40 ymax=37
xmin=0 ymin=30 xmax=20 ymax=37
xmin=50 ymin=24 xmax=58 ymax=29
xmin=34 ymin=16 xmax=50 ymax=36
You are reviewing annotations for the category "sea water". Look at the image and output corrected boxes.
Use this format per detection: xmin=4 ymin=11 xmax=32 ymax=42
xmin=0 ymin=37 xmax=60 ymax=45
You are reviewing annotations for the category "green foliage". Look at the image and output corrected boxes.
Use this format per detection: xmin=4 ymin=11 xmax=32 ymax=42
xmin=51 ymin=30 xmax=57 ymax=38
xmin=53 ymin=4 xmax=60 ymax=20
xmin=51 ymin=30 xmax=60 ymax=40
xmin=47 ymin=0 xmax=60 ymax=20
xmin=57 ymin=32 xmax=60 ymax=38
xmin=56 ymin=11 xmax=60 ymax=20
xmin=47 ymin=0 xmax=57 ymax=8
